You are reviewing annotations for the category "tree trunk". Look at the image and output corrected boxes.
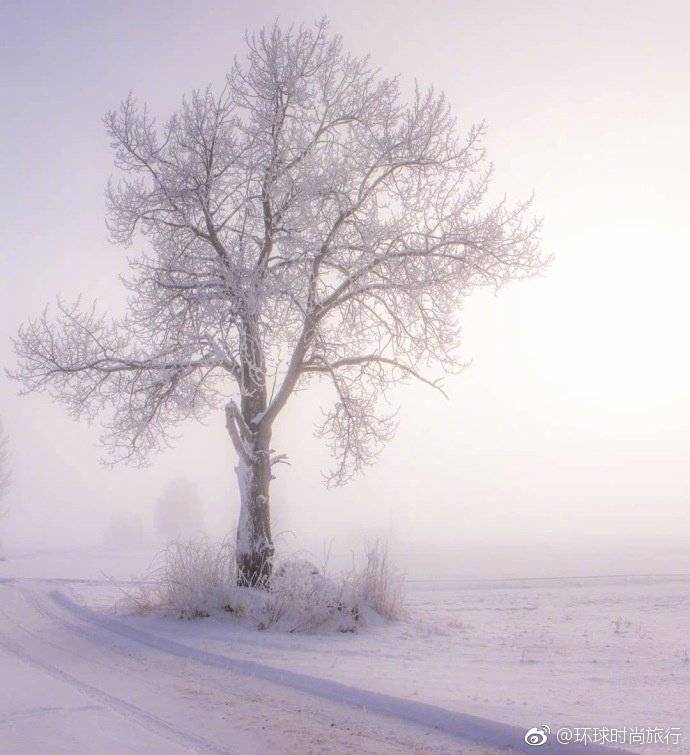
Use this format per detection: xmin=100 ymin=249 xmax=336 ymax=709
xmin=235 ymin=443 xmax=274 ymax=587
xmin=228 ymin=323 xmax=275 ymax=587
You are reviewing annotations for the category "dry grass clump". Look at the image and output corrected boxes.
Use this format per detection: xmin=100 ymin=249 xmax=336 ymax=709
xmin=119 ymin=537 xmax=404 ymax=632
xmin=350 ymin=540 xmax=404 ymax=621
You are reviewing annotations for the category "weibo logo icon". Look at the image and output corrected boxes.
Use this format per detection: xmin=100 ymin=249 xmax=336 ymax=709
xmin=524 ymin=725 xmax=550 ymax=746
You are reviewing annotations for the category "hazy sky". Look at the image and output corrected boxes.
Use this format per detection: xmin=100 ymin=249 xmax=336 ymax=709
xmin=1 ymin=0 xmax=689 ymax=576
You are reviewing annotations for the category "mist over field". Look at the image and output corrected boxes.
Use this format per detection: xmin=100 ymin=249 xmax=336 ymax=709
xmin=2 ymin=4 xmax=690 ymax=754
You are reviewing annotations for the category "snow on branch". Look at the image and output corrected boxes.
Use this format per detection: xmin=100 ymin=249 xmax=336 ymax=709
xmin=9 ymin=18 xmax=546 ymax=478
xmin=302 ymin=354 xmax=448 ymax=398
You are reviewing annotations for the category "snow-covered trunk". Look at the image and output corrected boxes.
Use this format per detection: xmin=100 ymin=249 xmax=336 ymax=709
xmin=230 ymin=322 xmax=274 ymax=587
xmin=235 ymin=434 xmax=274 ymax=587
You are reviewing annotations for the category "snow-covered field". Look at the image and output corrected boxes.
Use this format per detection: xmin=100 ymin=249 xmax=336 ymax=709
xmin=1 ymin=549 xmax=688 ymax=753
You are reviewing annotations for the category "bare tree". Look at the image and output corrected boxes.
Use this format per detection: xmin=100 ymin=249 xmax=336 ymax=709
xmin=10 ymin=20 xmax=545 ymax=585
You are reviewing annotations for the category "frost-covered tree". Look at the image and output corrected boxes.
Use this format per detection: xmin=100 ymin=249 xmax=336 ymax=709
xmin=10 ymin=20 xmax=544 ymax=585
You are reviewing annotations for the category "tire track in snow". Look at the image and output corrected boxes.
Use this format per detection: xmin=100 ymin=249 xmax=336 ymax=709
xmin=0 ymin=593 xmax=164 ymax=714
xmin=51 ymin=589 xmax=631 ymax=755
xmin=7 ymin=587 xmax=474 ymax=754
xmin=19 ymin=586 xmax=152 ymax=670
xmin=0 ymin=626 xmax=233 ymax=755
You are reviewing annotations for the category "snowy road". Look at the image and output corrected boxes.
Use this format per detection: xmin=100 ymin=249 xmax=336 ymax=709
xmin=0 ymin=578 xmax=502 ymax=754
xmin=0 ymin=577 xmax=631 ymax=754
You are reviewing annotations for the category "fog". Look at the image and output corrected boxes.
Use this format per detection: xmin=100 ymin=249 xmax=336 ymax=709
xmin=1 ymin=0 xmax=689 ymax=578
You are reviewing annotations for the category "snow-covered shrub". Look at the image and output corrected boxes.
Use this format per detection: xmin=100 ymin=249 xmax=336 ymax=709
xmin=121 ymin=537 xmax=241 ymax=619
xmin=121 ymin=537 xmax=403 ymax=631
xmin=155 ymin=538 xmax=238 ymax=618
xmin=348 ymin=540 xmax=404 ymax=621
xmin=256 ymin=543 xmax=403 ymax=631
xmin=262 ymin=560 xmax=355 ymax=633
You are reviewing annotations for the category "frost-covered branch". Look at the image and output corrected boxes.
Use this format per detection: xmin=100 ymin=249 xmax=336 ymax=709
xmin=302 ymin=354 xmax=447 ymax=397
xmin=10 ymin=300 xmax=232 ymax=463
xmin=10 ymin=17 xmax=546 ymax=483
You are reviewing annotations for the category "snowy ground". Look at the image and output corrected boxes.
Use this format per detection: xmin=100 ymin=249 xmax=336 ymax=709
xmin=1 ymin=549 xmax=688 ymax=754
